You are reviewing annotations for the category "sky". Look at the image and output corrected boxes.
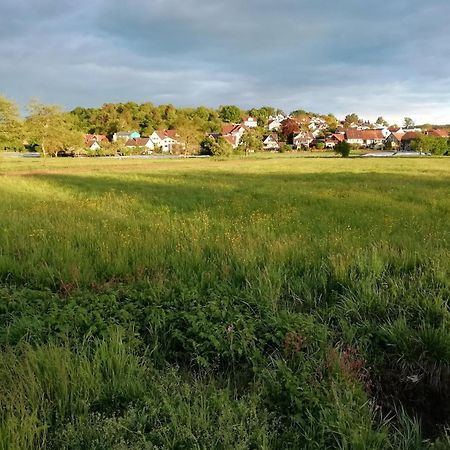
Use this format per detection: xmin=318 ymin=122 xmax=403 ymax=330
xmin=1 ymin=0 xmax=450 ymax=124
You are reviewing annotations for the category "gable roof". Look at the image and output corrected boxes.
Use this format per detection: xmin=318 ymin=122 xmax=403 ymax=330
xmin=401 ymin=131 xmax=420 ymax=141
xmin=345 ymin=129 xmax=384 ymax=140
xmin=222 ymin=124 xmax=245 ymax=135
xmin=84 ymin=134 xmax=108 ymax=144
xmin=154 ymin=129 xmax=179 ymax=141
xmin=125 ymin=138 xmax=151 ymax=147
xmin=426 ymin=129 xmax=449 ymax=138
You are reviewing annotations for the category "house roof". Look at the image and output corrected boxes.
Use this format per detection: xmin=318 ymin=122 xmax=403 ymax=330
xmin=222 ymin=135 xmax=238 ymax=146
xmin=125 ymin=138 xmax=151 ymax=147
xmin=293 ymin=131 xmax=314 ymax=141
xmin=345 ymin=129 xmax=384 ymax=140
xmin=332 ymin=133 xmax=345 ymax=142
xmin=401 ymin=131 xmax=420 ymax=141
xmin=154 ymin=129 xmax=179 ymax=141
xmin=390 ymin=132 xmax=406 ymax=142
xmin=86 ymin=139 xmax=100 ymax=148
xmin=84 ymin=134 xmax=108 ymax=144
xmin=426 ymin=129 xmax=449 ymax=138
xmin=263 ymin=133 xmax=279 ymax=143
xmin=222 ymin=124 xmax=245 ymax=135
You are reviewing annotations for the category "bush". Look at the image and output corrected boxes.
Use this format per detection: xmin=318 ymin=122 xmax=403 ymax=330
xmin=315 ymin=142 xmax=325 ymax=150
xmin=335 ymin=141 xmax=351 ymax=157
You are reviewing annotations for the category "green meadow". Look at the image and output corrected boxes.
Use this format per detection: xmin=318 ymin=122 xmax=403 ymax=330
xmin=1 ymin=155 xmax=450 ymax=449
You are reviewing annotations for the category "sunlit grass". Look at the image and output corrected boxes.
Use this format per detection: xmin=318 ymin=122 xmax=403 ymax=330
xmin=0 ymin=155 xmax=449 ymax=448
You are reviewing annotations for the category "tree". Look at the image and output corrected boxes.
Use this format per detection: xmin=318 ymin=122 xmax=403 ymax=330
xmin=238 ymin=130 xmax=263 ymax=154
xmin=344 ymin=113 xmax=359 ymax=127
xmin=403 ymin=117 xmax=415 ymax=129
xmin=218 ymin=105 xmax=242 ymax=123
xmin=376 ymin=116 xmax=388 ymax=127
xmin=335 ymin=141 xmax=351 ymax=158
xmin=411 ymin=134 xmax=448 ymax=155
xmin=0 ymin=95 xmax=23 ymax=151
xmin=199 ymin=136 xmax=233 ymax=157
xmin=25 ymin=100 xmax=83 ymax=157
xmin=280 ymin=118 xmax=300 ymax=142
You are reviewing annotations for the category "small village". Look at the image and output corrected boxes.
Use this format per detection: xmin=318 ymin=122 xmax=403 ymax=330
xmin=84 ymin=113 xmax=450 ymax=156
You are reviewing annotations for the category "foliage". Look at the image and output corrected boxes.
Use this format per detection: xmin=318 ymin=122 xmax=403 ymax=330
xmin=25 ymin=100 xmax=83 ymax=157
xmin=410 ymin=134 xmax=448 ymax=155
xmin=315 ymin=142 xmax=325 ymax=150
xmin=238 ymin=129 xmax=263 ymax=153
xmin=404 ymin=117 xmax=415 ymax=128
xmin=218 ymin=105 xmax=242 ymax=124
xmin=0 ymin=95 xmax=24 ymax=151
xmin=376 ymin=116 xmax=389 ymax=127
xmin=199 ymin=136 xmax=233 ymax=156
xmin=334 ymin=141 xmax=351 ymax=157
xmin=344 ymin=113 xmax=359 ymax=127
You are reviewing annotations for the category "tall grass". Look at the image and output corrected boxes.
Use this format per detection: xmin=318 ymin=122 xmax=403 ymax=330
xmin=0 ymin=156 xmax=449 ymax=448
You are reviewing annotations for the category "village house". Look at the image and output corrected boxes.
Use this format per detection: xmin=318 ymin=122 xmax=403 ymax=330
xmin=149 ymin=130 xmax=183 ymax=153
xmin=84 ymin=134 xmax=109 ymax=150
xmin=424 ymin=129 xmax=449 ymax=138
xmin=220 ymin=123 xmax=247 ymax=148
xmin=385 ymin=132 xmax=405 ymax=149
xmin=242 ymin=116 xmax=258 ymax=128
xmin=400 ymin=131 xmax=420 ymax=151
xmin=345 ymin=129 xmax=385 ymax=148
xmin=113 ymin=131 xmax=140 ymax=142
xmin=293 ymin=131 xmax=314 ymax=149
xmin=324 ymin=133 xmax=345 ymax=149
xmin=124 ymin=137 xmax=154 ymax=152
xmin=262 ymin=133 xmax=280 ymax=151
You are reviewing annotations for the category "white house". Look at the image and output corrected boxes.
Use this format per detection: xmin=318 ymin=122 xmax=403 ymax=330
xmin=221 ymin=124 xmax=247 ymax=148
xmin=149 ymin=130 xmax=182 ymax=153
xmin=293 ymin=131 xmax=314 ymax=149
xmin=242 ymin=116 xmax=258 ymax=128
xmin=345 ymin=129 xmax=385 ymax=148
xmin=263 ymin=134 xmax=280 ymax=151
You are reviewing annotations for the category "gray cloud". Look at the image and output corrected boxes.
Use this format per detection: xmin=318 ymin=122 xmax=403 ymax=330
xmin=1 ymin=0 xmax=450 ymax=123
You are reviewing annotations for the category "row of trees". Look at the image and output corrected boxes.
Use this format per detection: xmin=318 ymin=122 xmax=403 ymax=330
xmin=0 ymin=96 xmax=83 ymax=156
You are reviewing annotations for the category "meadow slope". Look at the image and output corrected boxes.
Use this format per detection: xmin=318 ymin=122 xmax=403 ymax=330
xmin=0 ymin=155 xmax=449 ymax=449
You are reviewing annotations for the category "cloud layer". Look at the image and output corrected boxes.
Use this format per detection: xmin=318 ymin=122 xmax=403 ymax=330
xmin=1 ymin=0 xmax=450 ymax=123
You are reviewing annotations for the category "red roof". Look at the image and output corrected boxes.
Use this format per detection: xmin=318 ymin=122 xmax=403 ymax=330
xmin=345 ymin=129 xmax=384 ymax=140
xmin=222 ymin=124 xmax=245 ymax=135
xmin=84 ymin=134 xmax=108 ymax=144
xmin=401 ymin=132 xmax=420 ymax=141
xmin=222 ymin=135 xmax=238 ymax=146
xmin=125 ymin=138 xmax=151 ymax=147
xmin=426 ymin=129 xmax=449 ymax=138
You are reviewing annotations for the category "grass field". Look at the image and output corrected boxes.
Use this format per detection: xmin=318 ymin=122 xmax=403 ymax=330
xmin=1 ymin=155 xmax=450 ymax=449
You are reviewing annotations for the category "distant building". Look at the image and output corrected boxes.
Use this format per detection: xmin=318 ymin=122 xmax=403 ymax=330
xmin=345 ymin=129 xmax=385 ymax=148
xmin=242 ymin=116 xmax=258 ymax=128
xmin=149 ymin=130 xmax=183 ymax=152
xmin=262 ymin=134 xmax=280 ymax=150
xmin=293 ymin=131 xmax=314 ymax=149
xmin=113 ymin=131 xmax=140 ymax=142
xmin=124 ymin=138 xmax=155 ymax=151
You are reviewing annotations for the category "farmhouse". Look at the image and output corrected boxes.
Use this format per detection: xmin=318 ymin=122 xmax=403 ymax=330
xmin=345 ymin=129 xmax=384 ymax=148
xmin=221 ymin=124 xmax=247 ymax=148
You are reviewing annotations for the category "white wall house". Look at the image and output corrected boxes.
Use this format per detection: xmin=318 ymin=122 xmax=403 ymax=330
xmin=242 ymin=116 xmax=258 ymax=128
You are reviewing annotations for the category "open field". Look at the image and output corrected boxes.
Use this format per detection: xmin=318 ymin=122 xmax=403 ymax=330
xmin=1 ymin=155 xmax=450 ymax=449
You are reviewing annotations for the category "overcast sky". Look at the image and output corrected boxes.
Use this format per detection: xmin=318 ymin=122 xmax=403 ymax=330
xmin=1 ymin=0 xmax=450 ymax=123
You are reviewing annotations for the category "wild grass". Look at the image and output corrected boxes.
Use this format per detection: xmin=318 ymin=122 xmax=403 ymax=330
xmin=0 ymin=155 xmax=449 ymax=448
